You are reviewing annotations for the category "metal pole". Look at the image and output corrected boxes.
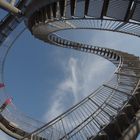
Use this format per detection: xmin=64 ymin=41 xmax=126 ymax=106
xmin=0 ymin=0 xmax=21 ymax=14
xmin=10 ymin=0 xmax=16 ymax=6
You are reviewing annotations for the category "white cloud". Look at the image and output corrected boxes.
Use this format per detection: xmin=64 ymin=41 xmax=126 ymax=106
xmin=32 ymin=26 xmax=140 ymax=138
xmin=43 ymin=57 xmax=80 ymax=121
xmin=43 ymin=29 xmax=138 ymax=125
xmin=43 ymin=53 xmax=115 ymax=122
xmin=59 ymin=58 xmax=79 ymax=103
xmin=41 ymin=28 xmax=140 ymax=137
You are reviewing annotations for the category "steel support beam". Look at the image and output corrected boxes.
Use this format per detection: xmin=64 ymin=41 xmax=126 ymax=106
xmin=0 ymin=0 xmax=21 ymax=14
xmin=103 ymin=84 xmax=132 ymax=97
xmin=115 ymin=72 xmax=140 ymax=78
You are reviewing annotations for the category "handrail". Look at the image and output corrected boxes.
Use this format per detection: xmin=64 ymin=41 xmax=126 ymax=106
xmin=0 ymin=0 xmax=140 ymax=139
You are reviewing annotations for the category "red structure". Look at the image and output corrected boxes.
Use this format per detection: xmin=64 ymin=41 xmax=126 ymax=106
xmin=0 ymin=83 xmax=5 ymax=88
xmin=0 ymin=98 xmax=12 ymax=112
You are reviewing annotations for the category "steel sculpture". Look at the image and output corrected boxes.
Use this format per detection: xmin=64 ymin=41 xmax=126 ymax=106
xmin=0 ymin=0 xmax=140 ymax=140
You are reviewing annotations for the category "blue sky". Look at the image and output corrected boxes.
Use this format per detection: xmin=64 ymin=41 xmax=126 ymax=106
xmin=4 ymin=29 xmax=115 ymax=121
xmin=1 ymin=9 xmax=140 ymax=140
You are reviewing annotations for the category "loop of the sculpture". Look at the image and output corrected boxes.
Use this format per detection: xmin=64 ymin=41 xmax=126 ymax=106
xmin=0 ymin=0 xmax=140 ymax=139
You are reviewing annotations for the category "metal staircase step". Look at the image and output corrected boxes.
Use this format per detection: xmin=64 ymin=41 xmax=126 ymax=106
xmin=59 ymin=0 xmax=66 ymax=17
xmin=70 ymin=0 xmax=76 ymax=16
xmin=84 ymin=0 xmax=90 ymax=15
xmin=116 ymin=113 xmax=130 ymax=132
xmin=51 ymin=2 xmax=57 ymax=18
xmin=103 ymin=120 xmax=122 ymax=140
xmin=127 ymin=97 xmax=139 ymax=112
xmin=122 ymin=104 xmax=135 ymax=121
xmin=90 ymin=132 xmax=108 ymax=140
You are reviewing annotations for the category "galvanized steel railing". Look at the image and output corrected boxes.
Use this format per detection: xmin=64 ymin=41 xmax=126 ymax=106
xmin=0 ymin=0 xmax=140 ymax=139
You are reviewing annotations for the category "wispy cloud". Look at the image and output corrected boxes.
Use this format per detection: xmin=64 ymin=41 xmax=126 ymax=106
xmin=43 ymin=29 xmax=137 ymax=123
xmin=43 ymin=53 xmax=115 ymax=122
xmin=42 ymin=28 xmax=140 ymax=135
xmin=43 ymin=57 xmax=79 ymax=121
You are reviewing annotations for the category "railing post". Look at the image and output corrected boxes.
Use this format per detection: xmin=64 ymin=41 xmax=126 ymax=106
xmin=0 ymin=0 xmax=21 ymax=14
xmin=61 ymin=118 xmax=68 ymax=139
